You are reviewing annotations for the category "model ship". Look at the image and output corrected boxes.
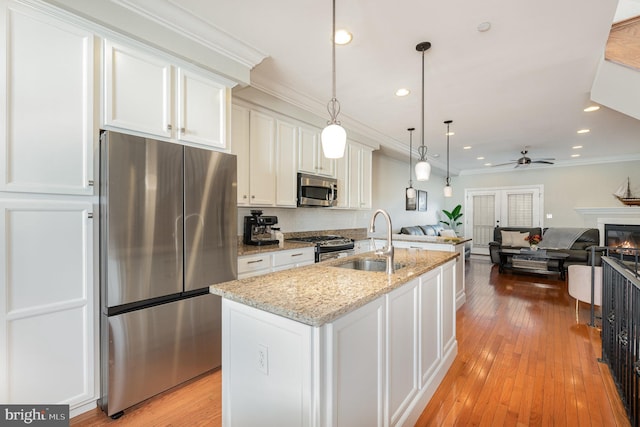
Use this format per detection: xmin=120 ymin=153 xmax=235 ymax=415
xmin=614 ymin=177 xmax=640 ymax=206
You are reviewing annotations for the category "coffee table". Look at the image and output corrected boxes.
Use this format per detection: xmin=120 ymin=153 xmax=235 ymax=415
xmin=498 ymin=248 xmax=570 ymax=280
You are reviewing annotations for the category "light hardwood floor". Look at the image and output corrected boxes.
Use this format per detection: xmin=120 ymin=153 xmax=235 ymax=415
xmin=72 ymin=257 xmax=629 ymax=426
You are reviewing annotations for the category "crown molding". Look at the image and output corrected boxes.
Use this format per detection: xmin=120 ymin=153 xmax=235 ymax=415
xmin=112 ymin=0 xmax=268 ymax=69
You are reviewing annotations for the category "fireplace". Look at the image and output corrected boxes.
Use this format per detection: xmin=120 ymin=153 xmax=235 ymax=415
xmin=605 ymin=223 xmax=640 ymax=257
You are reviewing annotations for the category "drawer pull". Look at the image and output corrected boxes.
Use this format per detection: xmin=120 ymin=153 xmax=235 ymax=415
xmin=291 ymin=253 xmax=304 ymax=257
xmin=247 ymin=259 xmax=264 ymax=264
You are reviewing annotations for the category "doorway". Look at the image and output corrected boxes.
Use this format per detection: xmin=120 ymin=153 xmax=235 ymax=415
xmin=465 ymin=185 xmax=543 ymax=255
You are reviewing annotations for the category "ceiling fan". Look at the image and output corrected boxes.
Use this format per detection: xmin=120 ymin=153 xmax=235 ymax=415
xmin=494 ymin=148 xmax=555 ymax=168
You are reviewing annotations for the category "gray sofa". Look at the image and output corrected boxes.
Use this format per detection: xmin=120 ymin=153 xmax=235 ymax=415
xmin=488 ymin=226 xmax=600 ymax=267
xmin=399 ymin=224 xmax=446 ymax=236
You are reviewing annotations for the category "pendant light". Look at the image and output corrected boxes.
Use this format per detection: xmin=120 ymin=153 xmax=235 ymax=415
xmin=443 ymin=120 xmax=453 ymax=197
xmin=321 ymin=0 xmax=347 ymax=159
xmin=414 ymin=41 xmax=432 ymax=181
xmin=406 ymin=127 xmax=416 ymax=198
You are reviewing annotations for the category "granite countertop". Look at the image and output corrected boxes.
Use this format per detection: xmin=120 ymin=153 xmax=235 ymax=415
xmin=210 ymin=248 xmax=458 ymax=327
xmin=371 ymin=233 xmax=472 ymax=246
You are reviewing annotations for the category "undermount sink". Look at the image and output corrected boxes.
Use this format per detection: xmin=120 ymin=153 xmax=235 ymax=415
xmin=335 ymin=258 xmax=405 ymax=272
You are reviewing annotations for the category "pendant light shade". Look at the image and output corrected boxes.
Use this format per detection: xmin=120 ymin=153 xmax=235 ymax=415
xmin=443 ymin=120 xmax=453 ymax=197
xmin=321 ymin=123 xmax=346 ymax=158
xmin=406 ymin=127 xmax=416 ymax=198
xmin=415 ymin=41 xmax=431 ymax=181
xmin=321 ymin=0 xmax=346 ymax=159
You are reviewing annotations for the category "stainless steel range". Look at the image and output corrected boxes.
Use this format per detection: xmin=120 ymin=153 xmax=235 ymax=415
xmin=287 ymin=235 xmax=355 ymax=262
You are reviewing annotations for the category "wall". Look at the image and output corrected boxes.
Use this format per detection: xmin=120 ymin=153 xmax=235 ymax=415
xmin=452 ymin=160 xmax=640 ymax=229
xmin=237 ymin=151 xmax=451 ymax=235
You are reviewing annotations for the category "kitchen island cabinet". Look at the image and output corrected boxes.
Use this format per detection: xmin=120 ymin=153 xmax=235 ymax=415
xmin=210 ymin=248 xmax=458 ymax=426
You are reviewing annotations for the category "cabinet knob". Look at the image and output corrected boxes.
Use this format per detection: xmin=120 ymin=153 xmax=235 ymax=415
xmin=167 ymin=124 xmax=173 ymax=131
xmin=243 ymin=195 xmax=248 ymax=199
xmin=251 ymin=195 xmax=255 ymax=199
xmin=180 ymin=127 xmax=185 ymax=133
xmin=88 ymin=180 xmax=94 ymax=186
xmin=88 ymin=212 xmax=94 ymax=219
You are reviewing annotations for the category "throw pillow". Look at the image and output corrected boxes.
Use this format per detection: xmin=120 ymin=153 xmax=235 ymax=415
xmin=501 ymin=230 xmax=530 ymax=247
xmin=440 ymin=229 xmax=457 ymax=237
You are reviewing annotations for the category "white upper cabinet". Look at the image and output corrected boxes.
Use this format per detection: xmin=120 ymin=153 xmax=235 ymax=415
xmin=0 ymin=2 xmax=94 ymax=195
xmin=349 ymin=143 xmax=373 ymax=209
xmin=103 ymin=40 xmax=231 ymax=150
xmin=231 ymin=105 xmax=276 ymax=206
xmin=275 ymin=120 xmax=298 ymax=207
xmin=298 ymin=126 xmax=335 ymax=177
xmin=103 ymin=40 xmax=172 ymax=138
xmin=176 ymin=68 xmax=227 ymax=149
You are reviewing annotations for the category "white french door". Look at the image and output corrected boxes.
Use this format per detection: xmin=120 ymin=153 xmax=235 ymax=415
xmin=465 ymin=185 xmax=543 ymax=255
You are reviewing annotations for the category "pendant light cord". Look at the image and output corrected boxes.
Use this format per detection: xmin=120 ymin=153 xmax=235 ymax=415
xmin=408 ymin=128 xmax=414 ymax=187
xmin=446 ymin=121 xmax=450 ymax=186
xmin=327 ymin=0 xmax=341 ymax=125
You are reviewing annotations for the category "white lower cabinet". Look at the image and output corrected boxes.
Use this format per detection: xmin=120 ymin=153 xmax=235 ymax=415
xmin=238 ymin=247 xmax=315 ymax=279
xmin=0 ymin=200 xmax=95 ymax=414
xmin=221 ymin=259 xmax=457 ymax=427
xmin=379 ymin=239 xmax=466 ymax=309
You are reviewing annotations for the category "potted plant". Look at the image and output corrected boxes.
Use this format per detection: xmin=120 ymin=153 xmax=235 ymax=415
xmin=440 ymin=204 xmax=463 ymax=235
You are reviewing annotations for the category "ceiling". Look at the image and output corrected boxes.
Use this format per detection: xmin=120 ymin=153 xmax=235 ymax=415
xmin=118 ymin=0 xmax=640 ymax=175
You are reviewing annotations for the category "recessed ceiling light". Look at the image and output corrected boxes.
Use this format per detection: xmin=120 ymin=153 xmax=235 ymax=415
xmin=477 ymin=22 xmax=491 ymax=32
xmin=477 ymin=156 xmax=485 ymax=160
xmin=484 ymin=163 xmax=492 ymax=166
xmin=335 ymin=29 xmax=352 ymax=45
xmin=572 ymin=145 xmax=583 ymax=149
xmin=395 ymin=88 xmax=410 ymax=97
xmin=432 ymin=154 xmax=440 ymax=158
xmin=577 ymin=129 xmax=590 ymax=134
xmin=463 ymin=146 xmax=472 ymax=150
xmin=571 ymin=154 xmax=581 ymax=158
xmin=584 ymin=105 xmax=600 ymax=112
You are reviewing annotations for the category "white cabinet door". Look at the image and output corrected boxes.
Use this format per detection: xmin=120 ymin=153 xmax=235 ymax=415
xmin=231 ymin=105 xmax=250 ymax=205
xmin=249 ymin=111 xmax=275 ymax=206
xmin=0 ymin=3 xmax=94 ymax=195
xmin=298 ymin=126 xmax=318 ymax=175
xmin=298 ymin=126 xmax=335 ymax=177
xmin=419 ymin=268 xmax=442 ymax=386
xmin=275 ymin=120 xmax=298 ymax=207
xmin=442 ymin=261 xmax=456 ymax=356
xmin=360 ymin=147 xmax=373 ymax=209
xmin=387 ymin=278 xmax=419 ymax=425
xmin=0 ymin=200 xmax=95 ymax=409
xmin=348 ymin=144 xmax=373 ymax=209
xmin=103 ymin=40 xmax=172 ymax=138
xmin=328 ymin=296 xmax=385 ymax=427
xmin=177 ymin=68 xmax=228 ymax=149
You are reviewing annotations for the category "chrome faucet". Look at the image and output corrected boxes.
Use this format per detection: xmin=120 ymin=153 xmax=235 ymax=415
xmin=369 ymin=209 xmax=395 ymax=274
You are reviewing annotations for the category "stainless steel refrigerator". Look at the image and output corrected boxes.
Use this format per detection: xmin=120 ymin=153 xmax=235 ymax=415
xmin=98 ymin=131 xmax=237 ymax=418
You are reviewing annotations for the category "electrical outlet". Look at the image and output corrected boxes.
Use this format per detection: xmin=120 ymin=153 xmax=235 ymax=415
xmin=257 ymin=344 xmax=269 ymax=375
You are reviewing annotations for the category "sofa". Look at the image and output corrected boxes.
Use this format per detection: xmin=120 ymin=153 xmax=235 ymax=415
xmin=399 ymin=224 xmax=470 ymax=258
xmin=488 ymin=226 xmax=600 ymax=267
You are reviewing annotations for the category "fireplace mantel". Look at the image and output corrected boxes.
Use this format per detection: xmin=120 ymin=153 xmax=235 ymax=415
xmin=575 ymin=207 xmax=640 ymax=215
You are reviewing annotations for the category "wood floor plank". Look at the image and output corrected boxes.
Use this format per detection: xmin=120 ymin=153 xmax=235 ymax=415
xmin=71 ymin=257 xmax=630 ymax=427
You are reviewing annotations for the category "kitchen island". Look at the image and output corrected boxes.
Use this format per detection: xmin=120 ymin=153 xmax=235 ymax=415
xmin=210 ymin=248 xmax=459 ymax=427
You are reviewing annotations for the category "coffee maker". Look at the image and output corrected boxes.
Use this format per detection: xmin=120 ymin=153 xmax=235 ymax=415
xmin=243 ymin=210 xmax=279 ymax=246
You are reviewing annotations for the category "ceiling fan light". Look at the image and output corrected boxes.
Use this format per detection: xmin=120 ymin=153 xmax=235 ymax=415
xmin=444 ymin=184 xmax=453 ymax=198
xmin=321 ymin=123 xmax=347 ymax=158
xmin=415 ymin=160 xmax=431 ymax=181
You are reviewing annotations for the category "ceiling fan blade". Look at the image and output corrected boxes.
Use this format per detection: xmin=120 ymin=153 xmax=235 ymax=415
xmin=532 ymin=160 xmax=554 ymax=164
xmin=534 ymin=157 xmax=555 ymax=161
xmin=491 ymin=162 xmax=516 ymax=167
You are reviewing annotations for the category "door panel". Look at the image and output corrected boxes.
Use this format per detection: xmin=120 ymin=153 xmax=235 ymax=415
xmin=184 ymin=147 xmax=237 ymax=291
xmin=102 ymin=133 xmax=184 ymax=307
xmin=466 ymin=186 xmax=543 ymax=255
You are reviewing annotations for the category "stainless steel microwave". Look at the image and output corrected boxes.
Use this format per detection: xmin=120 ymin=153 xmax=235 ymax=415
xmin=297 ymin=173 xmax=338 ymax=207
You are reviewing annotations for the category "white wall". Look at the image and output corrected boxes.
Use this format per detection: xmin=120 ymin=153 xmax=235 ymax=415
xmin=452 ymin=160 xmax=640 ymax=229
